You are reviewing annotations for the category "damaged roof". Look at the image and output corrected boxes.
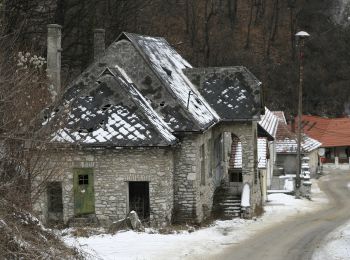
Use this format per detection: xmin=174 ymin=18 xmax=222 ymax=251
xmin=39 ymin=32 xmax=264 ymax=147
xmin=184 ymin=67 xmax=263 ymax=121
xmin=119 ymin=33 xmax=220 ymax=131
xmin=41 ymin=68 xmax=177 ymax=147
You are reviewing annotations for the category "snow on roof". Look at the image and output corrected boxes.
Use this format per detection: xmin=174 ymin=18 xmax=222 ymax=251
xmin=276 ymin=139 xmax=298 ymax=153
xmin=46 ymin=70 xmax=177 ymax=147
xmin=122 ymin=33 xmax=219 ymax=129
xmin=259 ymin=107 xmax=279 ymax=138
xmin=229 ymin=137 xmax=267 ymax=169
xmin=273 ymin=111 xmax=321 ymax=154
xmin=301 ymin=134 xmax=322 ymax=153
xmin=184 ymin=67 xmax=262 ymax=121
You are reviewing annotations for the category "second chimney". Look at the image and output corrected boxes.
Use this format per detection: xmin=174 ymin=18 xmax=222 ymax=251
xmin=94 ymin=29 xmax=105 ymax=60
xmin=47 ymin=24 xmax=62 ymax=100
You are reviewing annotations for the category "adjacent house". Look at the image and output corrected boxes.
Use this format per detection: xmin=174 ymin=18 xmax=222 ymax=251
xmin=32 ymin=25 xmax=264 ymax=227
xmin=299 ymin=115 xmax=350 ymax=170
xmin=257 ymin=107 xmax=279 ymax=200
xmin=271 ymin=111 xmax=321 ymax=190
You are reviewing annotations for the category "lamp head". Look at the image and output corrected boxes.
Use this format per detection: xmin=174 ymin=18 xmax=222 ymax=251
xmin=295 ymin=31 xmax=310 ymax=39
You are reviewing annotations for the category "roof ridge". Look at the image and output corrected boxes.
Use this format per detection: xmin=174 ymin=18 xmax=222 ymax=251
xmin=106 ymin=68 xmax=177 ymax=145
xmin=117 ymin=32 xmax=220 ymax=131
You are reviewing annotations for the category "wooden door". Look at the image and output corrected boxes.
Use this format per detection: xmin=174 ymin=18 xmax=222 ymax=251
xmin=73 ymin=168 xmax=95 ymax=215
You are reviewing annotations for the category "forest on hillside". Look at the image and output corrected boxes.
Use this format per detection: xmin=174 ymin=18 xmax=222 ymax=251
xmin=1 ymin=0 xmax=350 ymax=117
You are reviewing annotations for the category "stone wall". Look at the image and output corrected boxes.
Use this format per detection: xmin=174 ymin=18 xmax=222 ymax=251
xmin=218 ymin=121 xmax=262 ymax=216
xmin=173 ymin=128 xmax=218 ymax=223
xmin=172 ymin=121 xmax=262 ymax=222
xmin=32 ymin=147 xmax=174 ymax=227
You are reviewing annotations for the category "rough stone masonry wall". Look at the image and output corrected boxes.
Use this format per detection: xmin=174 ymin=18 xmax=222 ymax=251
xmin=173 ymin=128 xmax=217 ymax=224
xmin=32 ymin=148 xmax=174 ymax=227
xmin=219 ymin=121 xmax=262 ymax=216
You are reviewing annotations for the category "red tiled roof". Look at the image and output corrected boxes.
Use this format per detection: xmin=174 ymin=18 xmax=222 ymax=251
xmin=298 ymin=115 xmax=350 ymax=147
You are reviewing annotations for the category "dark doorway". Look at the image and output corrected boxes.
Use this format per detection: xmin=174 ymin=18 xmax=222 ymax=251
xmin=129 ymin=182 xmax=150 ymax=221
xmin=47 ymin=182 xmax=63 ymax=224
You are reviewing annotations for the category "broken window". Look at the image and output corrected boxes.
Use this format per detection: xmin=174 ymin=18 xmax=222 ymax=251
xmin=200 ymin=144 xmax=205 ymax=185
xmin=78 ymin=174 xmax=89 ymax=185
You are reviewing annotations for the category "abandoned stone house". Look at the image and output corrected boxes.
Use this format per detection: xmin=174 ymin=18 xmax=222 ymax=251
xmin=33 ymin=24 xmax=264 ymax=227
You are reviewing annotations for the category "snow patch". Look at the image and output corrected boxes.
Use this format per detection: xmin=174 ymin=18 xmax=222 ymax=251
xmin=62 ymin=180 xmax=327 ymax=260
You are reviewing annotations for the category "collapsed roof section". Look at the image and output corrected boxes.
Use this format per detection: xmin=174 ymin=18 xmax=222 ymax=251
xmin=184 ymin=67 xmax=263 ymax=121
xmin=118 ymin=32 xmax=220 ymax=131
xmin=39 ymin=32 xmax=265 ymax=147
xmin=41 ymin=68 xmax=177 ymax=147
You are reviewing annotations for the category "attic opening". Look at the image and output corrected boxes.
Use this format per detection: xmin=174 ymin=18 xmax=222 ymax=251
xmin=78 ymin=128 xmax=94 ymax=133
xmin=101 ymin=103 xmax=112 ymax=111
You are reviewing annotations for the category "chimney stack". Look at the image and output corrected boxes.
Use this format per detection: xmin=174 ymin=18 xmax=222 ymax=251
xmin=93 ymin=29 xmax=105 ymax=60
xmin=47 ymin=24 xmax=62 ymax=100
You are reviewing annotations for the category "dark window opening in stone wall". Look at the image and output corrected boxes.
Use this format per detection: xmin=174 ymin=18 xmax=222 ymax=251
xmin=229 ymin=170 xmax=243 ymax=182
xmin=47 ymin=182 xmax=63 ymax=214
xmin=200 ymin=144 xmax=205 ymax=185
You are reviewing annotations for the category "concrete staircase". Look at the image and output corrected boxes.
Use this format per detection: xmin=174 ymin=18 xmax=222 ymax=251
xmin=212 ymin=186 xmax=241 ymax=219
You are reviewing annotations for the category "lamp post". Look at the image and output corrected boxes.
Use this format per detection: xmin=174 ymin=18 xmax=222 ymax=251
xmin=295 ymin=31 xmax=310 ymax=199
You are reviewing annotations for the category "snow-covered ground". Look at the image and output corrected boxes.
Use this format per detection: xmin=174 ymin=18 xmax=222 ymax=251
xmin=63 ymin=180 xmax=328 ymax=260
xmin=311 ymin=181 xmax=350 ymax=260
xmin=312 ymin=221 xmax=350 ymax=260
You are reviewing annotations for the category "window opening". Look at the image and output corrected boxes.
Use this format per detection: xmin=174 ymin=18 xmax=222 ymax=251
xmin=47 ymin=182 xmax=63 ymax=213
xmin=229 ymin=171 xmax=243 ymax=182
xmin=78 ymin=174 xmax=89 ymax=185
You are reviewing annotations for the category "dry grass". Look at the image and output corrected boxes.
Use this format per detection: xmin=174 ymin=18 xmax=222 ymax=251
xmin=0 ymin=198 xmax=83 ymax=259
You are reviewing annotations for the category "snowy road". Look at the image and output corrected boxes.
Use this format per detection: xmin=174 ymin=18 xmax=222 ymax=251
xmin=209 ymin=170 xmax=350 ymax=260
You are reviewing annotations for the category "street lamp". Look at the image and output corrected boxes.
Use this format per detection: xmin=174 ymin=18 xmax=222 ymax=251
xmin=295 ymin=30 xmax=310 ymax=199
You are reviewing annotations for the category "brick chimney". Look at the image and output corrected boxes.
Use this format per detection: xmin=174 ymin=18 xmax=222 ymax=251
xmin=93 ymin=29 xmax=105 ymax=60
xmin=47 ymin=24 xmax=62 ymax=100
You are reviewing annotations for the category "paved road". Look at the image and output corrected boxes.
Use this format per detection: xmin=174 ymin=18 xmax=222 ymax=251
xmin=209 ymin=170 xmax=350 ymax=260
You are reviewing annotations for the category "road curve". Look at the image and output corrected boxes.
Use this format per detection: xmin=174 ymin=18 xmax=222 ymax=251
xmin=209 ymin=170 xmax=350 ymax=260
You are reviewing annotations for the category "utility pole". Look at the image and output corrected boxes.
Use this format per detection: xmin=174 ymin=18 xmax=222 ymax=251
xmin=295 ymin=31 xmax=310 ymax=199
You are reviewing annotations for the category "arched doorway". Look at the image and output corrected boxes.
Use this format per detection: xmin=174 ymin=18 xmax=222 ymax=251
xmin=228 ymin=133 xmax=243 ymax=196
